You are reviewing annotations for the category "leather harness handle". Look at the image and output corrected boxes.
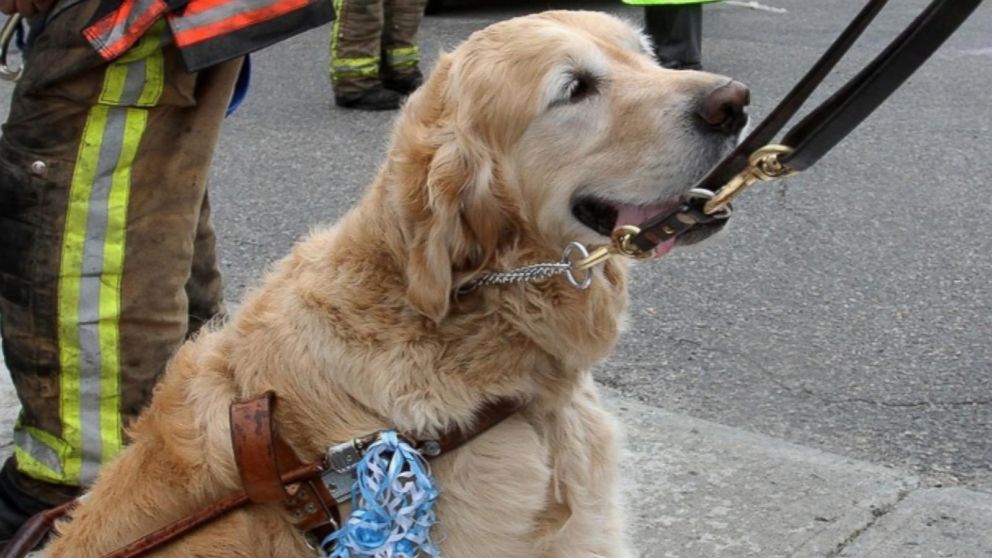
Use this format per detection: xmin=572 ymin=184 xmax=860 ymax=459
xmin=230 ymin=391 xmax=292 ymax=503
xmin=101 ymin=393 xmax=336 ymax=558
xmin=229 ymin=392 xmax=341 ymax=546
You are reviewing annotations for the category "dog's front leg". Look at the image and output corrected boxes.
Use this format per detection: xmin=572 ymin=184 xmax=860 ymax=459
xmin=537 ymin=377 xmax=637 ymax=558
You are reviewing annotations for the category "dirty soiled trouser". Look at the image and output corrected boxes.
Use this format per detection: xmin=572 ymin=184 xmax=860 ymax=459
xmin=329 ymin=0 xmax=428 ymax=95
xmin=0 ymin=0 xmax=242 ymax=504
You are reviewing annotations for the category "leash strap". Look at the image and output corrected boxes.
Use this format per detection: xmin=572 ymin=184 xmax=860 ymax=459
xmin=780 ymin=0 xmax=983 ymax=171
xmin=689 ymin=0 xmax=889 ymax=195
xmin=99 ymin=462 xmax=328 ymax=558
xmin=630 ymin=0 xmax=984 ymax=252
xmin=2 ymin=500 xmax=78 ymax=557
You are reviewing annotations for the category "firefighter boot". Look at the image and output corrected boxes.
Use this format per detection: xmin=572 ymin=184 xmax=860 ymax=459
xmin=383 ymin=68 xmax=423 ymax=95
xmin=335 ymin=84 xmax=403 ymax=110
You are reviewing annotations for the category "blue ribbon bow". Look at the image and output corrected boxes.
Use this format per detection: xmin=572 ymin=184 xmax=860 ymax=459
xmin=323 ymin=431 xmax=441 ymax=558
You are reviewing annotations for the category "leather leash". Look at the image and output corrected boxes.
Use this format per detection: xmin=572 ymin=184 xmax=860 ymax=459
xmin=570 ymin=0 xmax=985 ymax=266
xmin=4 ymin=394 xmax=520 ymax=558
xmin=1 ymin=500 xmax=77 ymax=557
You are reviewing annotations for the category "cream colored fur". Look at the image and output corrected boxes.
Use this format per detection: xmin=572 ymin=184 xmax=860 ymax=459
xmin=44 ymin=11 xmax=740 ymax=557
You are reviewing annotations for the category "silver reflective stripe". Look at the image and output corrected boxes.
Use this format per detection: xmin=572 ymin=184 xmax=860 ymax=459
xmin=13 ymin=429 xmax=64 ymax=477
xmin=169 ymin=0 xmax=287 ymax=33
xmin=121 ymin=58 xmax=147 ymax=106
xmin=76 ymin=106 xmax=125 ymax=484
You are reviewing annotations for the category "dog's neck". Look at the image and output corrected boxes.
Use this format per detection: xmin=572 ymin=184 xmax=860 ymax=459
xmin=331 ymin=170 xmax=631 ymax=400
xmin=225 ymin=152 xmax=630 ymax=455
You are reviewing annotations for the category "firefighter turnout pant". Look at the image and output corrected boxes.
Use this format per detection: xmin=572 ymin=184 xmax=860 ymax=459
xmin=329 ymin=0 xmax=428 ymax=95
xmin=0 ymin=0 xmax=241 ymax=503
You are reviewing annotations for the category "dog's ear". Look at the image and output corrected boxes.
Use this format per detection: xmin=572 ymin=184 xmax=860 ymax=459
xmin=405 ymin=131 xmax=506 ymax=323
xmin=396 ymin=56 xmax=514 ymax=323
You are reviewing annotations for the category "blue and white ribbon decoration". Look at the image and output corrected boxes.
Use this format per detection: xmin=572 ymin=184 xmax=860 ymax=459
xmin=322 ymin=431 xmax=441 ymax=558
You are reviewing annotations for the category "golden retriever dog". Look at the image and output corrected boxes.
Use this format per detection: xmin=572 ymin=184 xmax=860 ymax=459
xmin=43 ymin=10 xmax=748 ymax=557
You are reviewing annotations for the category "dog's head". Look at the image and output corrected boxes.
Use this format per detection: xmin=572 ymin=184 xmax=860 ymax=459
xmin=389 ymin=10 xmax=748 ymax=321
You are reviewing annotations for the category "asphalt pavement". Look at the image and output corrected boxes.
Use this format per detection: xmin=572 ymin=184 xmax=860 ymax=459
xmin=0 ymin=0 xmax=991 ymax=556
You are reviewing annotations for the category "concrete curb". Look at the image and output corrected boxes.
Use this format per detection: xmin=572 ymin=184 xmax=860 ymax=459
xmin=835 ymin=487 xmax=992 ymax=558
xmin=606 ymin=389 xmax=992 ymax=557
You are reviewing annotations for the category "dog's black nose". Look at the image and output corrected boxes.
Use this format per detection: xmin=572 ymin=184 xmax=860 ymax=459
xmin=698 ymin=80 xmax=750 ymax=135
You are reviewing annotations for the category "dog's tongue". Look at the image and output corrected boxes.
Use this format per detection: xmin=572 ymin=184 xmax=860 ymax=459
xmin=613 ymin=203 xmax=677 ymax=257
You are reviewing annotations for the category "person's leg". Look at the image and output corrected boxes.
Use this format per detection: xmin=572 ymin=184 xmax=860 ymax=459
xmin=381 ymin=0 xmax=427 ymax=94
xmin=0 ymin=2 xmax=240 ymax=545
xmin=329 ymin=0 xmax=402 ymax=110
xmin=0 ymin=2 xmax=121 ymax=538
xmin=184 ymin=190 xmax=226 ymax=340
xmin=644 ymin=3 xmax=703 ymax=70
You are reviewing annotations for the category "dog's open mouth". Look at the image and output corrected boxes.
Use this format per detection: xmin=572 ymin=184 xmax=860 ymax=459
xmin=571 ymin=196 xmax=727 ymax=257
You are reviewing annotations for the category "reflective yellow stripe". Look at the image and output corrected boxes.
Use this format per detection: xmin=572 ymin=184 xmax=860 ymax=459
xmin=57 ymin=104 xmax=107 ymax=485
xmin=100 ymin=20 xmax=165 ymax=107
xmin=332 ymin=56 xmax=380 ymax=70
xmin=100 ymin=64 xmax=128 ymax=105
xmin=331 ymin=56 xmax=380 ymax=79
xmin=386 ymin=46 xmax=419 ymax=70
xmin=136 ymin=21 xmax=166 ymax=106
xmin=329 ymin=0 xmax=344 ymax=82
xmin=138 ymin=48 xmax=164 ymax=105
xmin=118 ymin=19 xmax=165 ymax=64
xmin=48 ymin=25 xmax=164 ymax=487
xmin=13 ymin=425 xmax=71 ymax=482
xmin=13 ymin=447 xmax=60 ymax=482
xmin=329 ymin=0 xmax=381 ymax=82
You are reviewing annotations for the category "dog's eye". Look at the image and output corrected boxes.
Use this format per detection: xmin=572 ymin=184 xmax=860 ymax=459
xmin=567 ymin=74 xmax=597 ymax=103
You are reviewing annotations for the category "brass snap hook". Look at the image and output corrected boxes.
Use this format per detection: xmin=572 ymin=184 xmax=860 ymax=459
xmin=704 ymin=144 xmax=797 ymax=215
xmin=611 ymin=225 xmax=653 ymax=260
xmin=566 ymin=225 xmax=654 ymax=287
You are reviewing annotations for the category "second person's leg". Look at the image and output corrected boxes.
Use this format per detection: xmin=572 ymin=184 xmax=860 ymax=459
xmin=381 ymin=0 xmax=428 ymax=94
xmin=329 ymin=0 xmax=402 ymax=110
xmin=644 ymin=3 xmax=703 ymax=70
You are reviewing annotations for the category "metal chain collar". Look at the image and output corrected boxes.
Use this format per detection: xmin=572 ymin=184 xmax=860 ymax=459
xmin=470 ymin=262 xmax=572 ymax=287
xmin=461 ymin=242 xmax=595 ymax=292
